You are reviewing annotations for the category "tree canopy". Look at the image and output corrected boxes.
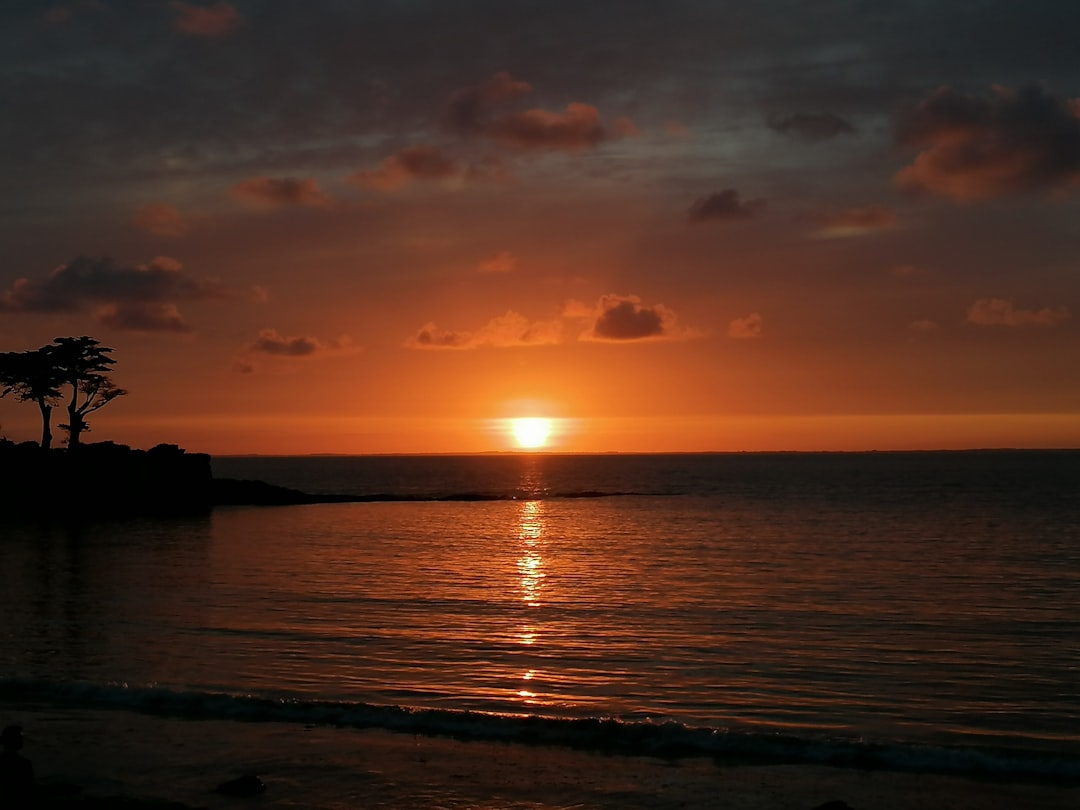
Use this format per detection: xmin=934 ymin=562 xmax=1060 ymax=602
xmin=0 ymin=336 xmax=126 ymax=449
xmin=0 ymin=348 xmax=63 ymax=449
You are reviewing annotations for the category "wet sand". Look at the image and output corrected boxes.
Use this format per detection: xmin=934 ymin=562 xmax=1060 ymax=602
xmin=11 ymin=706 xmax=1079 ymax=809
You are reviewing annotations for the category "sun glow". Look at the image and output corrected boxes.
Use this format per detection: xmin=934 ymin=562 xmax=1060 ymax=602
xmin=510 ymin=417 xmax=552 ymax=449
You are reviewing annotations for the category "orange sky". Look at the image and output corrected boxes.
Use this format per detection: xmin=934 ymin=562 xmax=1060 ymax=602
xmin=2 ymin=1 xmax=1079 ymax=454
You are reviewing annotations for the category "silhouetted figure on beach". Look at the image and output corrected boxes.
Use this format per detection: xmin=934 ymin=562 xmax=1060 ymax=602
xmin=0 ymin=725 xmax=34 ymax=808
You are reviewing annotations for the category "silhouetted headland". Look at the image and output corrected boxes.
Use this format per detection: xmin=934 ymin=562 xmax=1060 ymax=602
xmin=0 ymin=442 xmax=639 ymax=521
xmin=0 ymin=440 xmax=338 ymax=520
xmin=0 ymin=440 xmax=213 ymax=519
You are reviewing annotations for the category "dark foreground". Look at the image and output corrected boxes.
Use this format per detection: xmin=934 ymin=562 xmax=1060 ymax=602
xmin=10 ymin=707 xmax=1079 ymax=810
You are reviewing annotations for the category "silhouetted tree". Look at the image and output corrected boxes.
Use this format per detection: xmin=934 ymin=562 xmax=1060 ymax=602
xmin=49 ymin=336 xmax=127 ymax=450
xmin=0 ymin=348 xmax=63 ymax=449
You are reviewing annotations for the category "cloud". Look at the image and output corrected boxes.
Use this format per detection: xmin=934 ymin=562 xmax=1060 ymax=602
xmin=477 ymin=250 xmax=518 ymax=273
xmin=488 ymin=102 xmax=609 ymax=152
xmin=813 ymin=205 xmax=898 ymax=237
xmin=233 ymin=328 xmax=357 ymax=373
xmin=0 ymin=256 xmax=245 ymax=333
xmin=97 ymin=302 xmax=192 ymax=333
xmin=569 ymin=294 xmax=694 ymax=342
xmin=728 ymin=312 xmax=763 ymax=339
xmin=348 ymin=146 xmax=467 ymax=191
xmin=406 ymin=311 xmax=562 ymax=350
xmin=170 ymin=1 xmax=241 ymax=37
xmin=243 ymin=330 xmax=356 ymax=367
xmin=250 ymin=329 xmax=323 ymax=356
xmin=133 ymin=202 xmax=188 ymax=237
xmin=767 ymin=112 xmax=856 ymax=141
xmin=687 ymin=189 xmax=766 ymax=223
xmin=0 ymin=255 xmax=234 ymax=314
xmin=444 ymin=72 xmax=533 ymax=134
xmin=231 ymin=176 xmax=334 ymax=209
xmin=894 ymin=84 xmax=1080 ymax=200
xmin=444 ymin=72 xmax=633 ymax=153
xmin=408 ymin=324 xmax=470 ymax=350
xmin=966 ymin=298 xmax=1069 ymax=327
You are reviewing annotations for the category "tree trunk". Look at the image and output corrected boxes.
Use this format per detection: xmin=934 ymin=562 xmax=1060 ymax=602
xmin=67 ymin=402 xmax=83 ymax=449
xmin=37 ymin=400 xmax=52 ymax=450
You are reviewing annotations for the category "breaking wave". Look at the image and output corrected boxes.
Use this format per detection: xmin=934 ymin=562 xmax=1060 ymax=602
xmin=3 ymin=677 xmax=1078 ymax=783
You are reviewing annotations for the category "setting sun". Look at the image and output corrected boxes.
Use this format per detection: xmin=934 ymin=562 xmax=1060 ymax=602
xmin=510 ymin=418 xmax=553 ymax=449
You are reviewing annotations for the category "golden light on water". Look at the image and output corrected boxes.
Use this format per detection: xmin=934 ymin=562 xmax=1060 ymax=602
xmin=519 ymin=670 xmax=539 ymax=700
xmin=517 ymin=500 xmax=546 ymax=608
xmin=516 ymin=502 xmax=547 ymax=704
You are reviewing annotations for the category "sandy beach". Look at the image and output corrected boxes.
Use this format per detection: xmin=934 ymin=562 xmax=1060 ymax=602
xmin=5 ymin=705 xmax=1074 ymax=810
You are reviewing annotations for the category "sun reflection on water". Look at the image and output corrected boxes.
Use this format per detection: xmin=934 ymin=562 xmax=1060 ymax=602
xmin=515 ymin=500 xmax=548 ymax=704
xmin=517 ymin=500 xmax=546 ymax=609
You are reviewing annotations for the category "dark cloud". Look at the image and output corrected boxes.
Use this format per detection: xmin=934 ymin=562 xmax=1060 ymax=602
xmin=488 ymin=102 xmax=610 ymax=152
xmin=231 ymin=176 xmax=334 ymax=209
xmin=247 ymin=328 xmax=355 ymax=358
xmin=170 ymin=1 xmax=241 ymax=38
xmin=444 ymin=72 xmax=632 ymax=153
xmin=349 ymin=146 xmax=467 ymax=191
xmin=0 ymin=256 xmax=234 ymax=313
xmin=687 ymin=189 xmax=766 ymax=223
xmin=767 ymin=111 xmax=856 ymax=141
xmin=894 ymin=84 xmax=1080 ymax=200
xmin=97 ymin=302 xmax=192 ymax=333
xmin=444 ymin=71 xmax=533 ymax=134
xmin=5 ymin=1 xmax=1080 ymax=194
xmin=406 ymin=312 xmax=562 ymax=350
xmin=408 ymin=323 xmax=469 ymax=350
xmin=133 ymin=202 xmax=188 ymax=237
xmin=593 ymin=298 xmax=663 ymax=340
xmin=966 ymin=298 xmax=1069 ymax=327
xmin=568 ymin=294 xmax=693 ymax=342
xmin=250 ymin=329 xmax=322 ymax=356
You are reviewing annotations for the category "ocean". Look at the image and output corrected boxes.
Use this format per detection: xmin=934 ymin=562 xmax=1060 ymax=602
xmin=2 ymin=451 xmax=1079 ymax=805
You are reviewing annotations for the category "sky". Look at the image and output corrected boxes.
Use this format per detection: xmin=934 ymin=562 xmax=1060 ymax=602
xmin=2 ymin=0 xmax=1080 ymax=454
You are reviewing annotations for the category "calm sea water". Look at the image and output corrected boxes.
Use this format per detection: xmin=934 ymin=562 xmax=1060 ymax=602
xmin=2 ymin=451 xmax=1079 ymax=781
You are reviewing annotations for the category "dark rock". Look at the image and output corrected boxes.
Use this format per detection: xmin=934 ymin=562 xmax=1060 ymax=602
xmin=210 ymin=477 xmax=322 ymax=506
xmin=214 ymin=774 xmax=266 ymax=797
xmin=811 ymin=801 xmax=855 ymax=810
xmin=210 ymin=477 xmax=364 ymax=506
